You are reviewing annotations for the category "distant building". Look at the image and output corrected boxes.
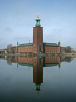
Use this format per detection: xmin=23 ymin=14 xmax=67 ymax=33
xmin=0 ymin=49 xmax=7 ymax=54
xmin=11 ymin=17 xmax=61 ymax=54
xmin=61 ymin=46 xmax=72 ymax=53
xmin=65 ymin=46 xmax=72 ymax=53
xmin=71 ymin=48 xmax=76 ymax=53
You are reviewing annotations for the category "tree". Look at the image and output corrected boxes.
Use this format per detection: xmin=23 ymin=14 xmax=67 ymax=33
xmin=65 ymin=46 xmax=72 ymax=53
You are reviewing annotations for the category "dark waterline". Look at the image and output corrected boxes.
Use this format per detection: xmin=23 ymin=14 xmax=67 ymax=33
xmin=0 ymin=56 xmax=76 ymax=102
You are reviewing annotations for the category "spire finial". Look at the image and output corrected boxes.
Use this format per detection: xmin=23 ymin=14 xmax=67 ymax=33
xmin=35 ymin=16 xmax=41 ymax=27
xmin=37 ymin=16 xmax=40 ymax=20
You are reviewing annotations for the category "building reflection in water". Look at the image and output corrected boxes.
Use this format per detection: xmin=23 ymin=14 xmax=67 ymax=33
xmin=2 ymin=56 xmax=61 ymax=93
xmin=0 ymin=56 xmax=73 ymax=93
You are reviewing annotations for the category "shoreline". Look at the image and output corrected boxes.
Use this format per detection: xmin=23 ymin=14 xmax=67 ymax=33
xmin=0 ymin=53 xmax=76 ymax=57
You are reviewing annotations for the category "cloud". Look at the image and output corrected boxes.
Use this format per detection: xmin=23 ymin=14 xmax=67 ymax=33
xmin=4 ymin=27 xmax=13 ymax=32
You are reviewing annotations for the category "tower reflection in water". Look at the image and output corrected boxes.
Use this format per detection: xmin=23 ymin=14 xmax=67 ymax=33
xmin=4 ymin=56 xmax=61 ymax=93
xmin=33 ymin=56 xmax=60 ymax=93
xmin=33 ymin=57 xmax=43 ymax=93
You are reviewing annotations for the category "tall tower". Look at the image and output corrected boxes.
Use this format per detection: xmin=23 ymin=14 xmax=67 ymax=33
xmin=33 ymin=16 xmax=43 ymax=54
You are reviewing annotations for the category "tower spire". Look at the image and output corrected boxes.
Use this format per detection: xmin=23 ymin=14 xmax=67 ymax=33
xmin=35 ymin=16 xmax=41 ymax=27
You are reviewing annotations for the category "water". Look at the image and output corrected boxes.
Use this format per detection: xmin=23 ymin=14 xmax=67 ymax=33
xmin=0 ymin=56 xmax=76 ymax=102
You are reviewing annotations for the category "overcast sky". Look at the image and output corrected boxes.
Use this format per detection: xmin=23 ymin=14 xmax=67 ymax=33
xmin=0 ymin=0 xmax=76 ymax=49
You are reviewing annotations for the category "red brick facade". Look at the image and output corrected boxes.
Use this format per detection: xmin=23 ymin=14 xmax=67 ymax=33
xmin=18 ymin=46 xmax=33 ymax=53
xmin=14 ymin=44 xmax=60 ymax=54
xmin=44 ymin=46 xmax=60 ymax=54
xmin=45 ymin=56 xmax=60 ymax=64
xmin=33 ymin=27 xmax=43 ymax=53
xmin=8 ymin=56 xmax=60 ymax=65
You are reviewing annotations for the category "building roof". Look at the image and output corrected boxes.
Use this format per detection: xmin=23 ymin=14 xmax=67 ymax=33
xmin=43 ymin=43 xmax=58 ymax=47
xmin=18 ymin=63 xmax=33 ymax=67
xmin=18 ymin=43 xmax=33 ymax=47
xmin=18 ymin=42 xmax=58 ymax=47
xmin=44 ymin=64 xmax=58 ymax=67
xmin=17 ymin=63 xmax=58 ymax=67
xmin=12 ymin=46 xmax=16 ymax=48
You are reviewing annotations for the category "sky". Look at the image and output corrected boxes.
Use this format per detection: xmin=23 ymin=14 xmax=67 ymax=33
xmin=0 ymin=0 xmax=76 ymax=49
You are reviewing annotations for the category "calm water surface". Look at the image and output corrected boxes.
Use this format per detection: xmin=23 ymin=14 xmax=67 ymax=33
xmin=0 ymin=56 xmax=76 ymax=102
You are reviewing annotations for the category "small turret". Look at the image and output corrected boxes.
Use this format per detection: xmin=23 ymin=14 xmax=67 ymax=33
xmin=58 ymin=41 xmax=60 ymax=46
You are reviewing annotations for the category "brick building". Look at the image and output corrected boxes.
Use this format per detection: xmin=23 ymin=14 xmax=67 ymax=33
xmin=0 ymin=49 xmax=7 ymax=54
xmin=12 ymin=17 xmax=60 ymax=54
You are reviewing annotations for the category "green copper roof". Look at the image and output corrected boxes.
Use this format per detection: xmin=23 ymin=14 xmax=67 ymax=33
xmin=18 ymin=43 xmax=58 ymax=47
xmin=35 ymin=16 xmax=41 ymax=27
xmin=43 ymin=43 xmax=58 ymax=46
xmin=18 ymin=63 xmax=58 ymax=68
xmin=18 ymin=43 xmax=33 ymax=47
xmin=18 ymin=63 xmax=33 ymax=67
xmin=44 ymin=64 xmax=58 ymax=67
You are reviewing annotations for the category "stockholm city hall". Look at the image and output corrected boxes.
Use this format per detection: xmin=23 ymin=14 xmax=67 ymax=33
xmin=15 ymin=16 xmax=60 ymax=54
xmin=1 ymin=17 xmax=61 ymax=93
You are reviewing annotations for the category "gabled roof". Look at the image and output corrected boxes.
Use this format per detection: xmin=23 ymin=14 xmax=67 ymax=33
xmin=18 ymin=43 xmax=33 ymax=47
xmin=43 ymin=42 xmax=58 ymax=47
